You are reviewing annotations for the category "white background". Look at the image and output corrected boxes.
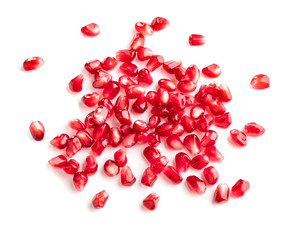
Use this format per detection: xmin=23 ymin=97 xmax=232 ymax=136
xmin=0 ymin=0 xmax=294 ymax=239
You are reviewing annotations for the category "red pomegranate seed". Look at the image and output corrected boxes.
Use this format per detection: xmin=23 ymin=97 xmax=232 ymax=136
xmin=102 ymin=57 xmax=118 ymax=71
xmin=230 ymin=129 xmax=247 ymax=146
xmin=115 ymin=110 xmax=132 ymax=125
xmin=136 ymin=132 xmax=149 ymax=144
xmin=66 ymin=137 xmax=82 ymax=157
xmin=151 ymin=17 xmax=169 ymax=31
xmin=132 ymin=96 xmax=148 ymax=113
xmin=23 ymin=57 xmax=44 ymax=71
xmin=81 ymin=23 xmax=100 ymax=36
xmin=63 ymin=159 xmax=79 ymax=175
xmin=186 ymin=95 xmax=197 ymax=107
xmin=182 ymin=64 xmax=200 ymax=83
xmin=158 ymin=79 xmax=177 ymax=92
xmin=69 ymin=119 xmax=85 ymax=131
xmin=196 ymin=114 xmax=214 ymax=132
xmin=190 ymin=154 xmax=209 ymax=170
xmin=137 ymin=68 xmax=153 ymax=86
xmin=82 ymin=92 xmax=100 ymax=107
xmin=116 ymin=49 xmax=136 ymax=62
xmin=190 ymin=104 xmax=205 ymax=120
xmin=93 ymin=70 xmax=112 ymax=89
xmin=103 ymin=81 xmax=120 ymax=100
xmin=133 ymin=120 xmax=149 ymax=133
xmin=84 ymin=59 xmax=102 ymax=73
xmin=93 ymin=123 xmax=110 ymax=140
xmin=29 ymin=121 xmax=45 ymax=141
xmin=151 ymin=106 xmax=169 ymax=118
xmin=93 ymin=106 xmax=109 ymax=125
xmin=203 ymin=82 xmax=220 ymax=97
xmin=201 ymin=130 xmax=218 ymax=147
xmin=231 ymin=179 xmax=250 ymax=198
xmin=163 ymin=60 xmax=182 ymax=74
xmin=157 ymin=88 xmax=170 ymax=105
xmin=202 ymin=94 xmax=226 ymax=116
xmin=244 ymin=122 xmax=265 ymax=136
xmin=135 ymin=22 xmax=153 ymax=36
xmin=155 ymin=123 xmax=173 ymax=136
xmin=120 ymin=124 xmax=134 ymax=136
xmin=50 ymin=133 xmax=69 ymax=149
xmin=83 ymin=155 xmax=98 ymax=176
xmin=103 ymin=160 xmax=120 ymax=177
xmin=214 ymin=183 xmax=229 ymax=203
xmin=141 ymin=167 xmax=157 ymax=187
xmin=166 ymin=136 xmax=184 ymax=150
xmin=203 ymin=166 xmax=219 ymax=185
xmin=122 ymin=133 xmax=137 ymax=148
xmin=92 ymin=190 xmax=109 ymax=209
xmin=130 ymin=33 xmax=145 ymax=51
xmin=174 ymin=67 xmax=186 ymax=81
xmin=48 ymin=155 xmax=67 ymax=168
xmin=202 ymin=64 xmax=221 ymax=78
xmin=137 ymin=47 xmax=153 ymax=61
xmin=119 ymin=62 xmax=138 ymax=77
xmin=146 ymin=55 xmax=164 ymax=72
xmin=143 ymin=193 xmax=160 ymax=211
xmin=118 ymin=75 xmax=137 ymax=89
xmin=98 ymin=98 xmax=114 ymax=118
xmin=143 ymin=146 xmax=161 ymax=164
xmin=177 ymin=80 xmax=197 ymax=93
xmin=145 ymin=91 xmax=158 ymax=106
xmin=170 ymin=93 xmax=187 ymax=111
xmin=125 ymin=85 xmax=146 ymax=99
xmin=69 ymin=74 xmax=84 ymax=92
xmin=171 ymin=123 xmax=185 ymax=136
xmin=84 ymin=111 xmax=96 ymax=128
xmin=218 ymin=84 xmax=232 ymax=102
xmin=76 ymin=130 xmax=94 ymax=147
xmin=91 ymin=139 xmax=109 ymax=156
xmin=150 ymin=156 xmax=168 ymax=174
xmin=108 ymin=127 xmax=122 ymax=147
xmin=205 ymin=146 xmax=224 ymax=162
xmin=121 ymin=166 xmax=136 ymax=186
xmin=180 ymin=115 xmax=196 ymax=133
xmin=183 ymin=134 xmax=201 ymax=155
xmin=186 ymin=176 xmax=207 ymax=194
xmin=163 ymin=165 xmax=183 ymax=184
xmin=168 ymin=110 xmax=185 ymax=123
xmin=250 ymin=74 xmax=270 ymax=89
xmin=73 ymin=172 xmax=88 ymax=192
xmin=213 ymin=112 xmax=232 ymax=128
xmin=175 ymin=152 xmax=191 ymax=172
xmin=188 ymin=34 xmax=205 ymax=46
xmin=114 ymin=148 xmax=127 ymax=167
xmin=114 ymin=96 xmax=129 ymax=113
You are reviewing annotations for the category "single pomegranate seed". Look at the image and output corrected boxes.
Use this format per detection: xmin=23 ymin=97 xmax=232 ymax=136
xmin=202 ymin=64 xmax=221 ymax=78
xmin=230 ymin=129 xmax=247 ymax=146
xmin=244 ymin=122 xmax=265 ymax=136
xmin=218 ymin=84 xmax=232 ymax=102
xmin=201 ymin=130 xmax=218 ymax=147
xmin=185 ymin=95 xmax=197 ymax=107
xmin=195 ymin=84 xmax=207 ymax=102
xmin=118 ymin=75 xmax=137 ymax=89
xmin=163 ymin=166 xmax=183 ymax=184
xmin=188 ymin=34 xmax=205 ymax=46
xmin=166 ymin=136 xmax=184 ymax=150
xmin=116 ymin=49 xmax=136 ymax=62
xmin=119 ymin=62 xmax=138 ymax=77
xmin=231 ymin=179 xmax=250 ymax=198
xmin=168 ymin=110 xmax=185 ymax=123
xmin=102 ymin=57 xmax=118 ymax=71
xmin=69 ymin=119 xmax=85 ymax=131
xmin=146 ymin=55 xmax=164 ymax=72
xmin=138 ymin=68 xmax=153 ymax=86
xmin=125 ymin=85 xmax=146 ymax=99
xmin=83 ymin=155 xmax=98 ymax=176
xmin=205 ymin=146 xmax=224 ymax=162
xmin=81 ymin=23 xmax=100 ymax=36
xmin=84 ymin=59 xmax=102 ymax=73
xmin=48 ymin=155 xmax=67 ymax=168
xmin=190 ymin=104 xmax=205 ymax=120
xmin=76 ymin=130 xmax=94 ymax=147
xmin=151 ymin=17 xmax=169 ymax=31
xmin=29 ymin=121 xmax=45 ymax=141
xmin=177 ymin=80 xmax=197 ymax=93
xmin=143 ymin=193 xmax=160 ymax=211
xmin=93 ymin=106 xmax=109 ymax=125
xmin=114 ymin=148 xmax=127 ymax=167
xmin=202 ymin=94 xmax=226 ymax=116
xmin=214 ymin=183 xmax=229 ymax=203
xmin=158 ymin=79 xmax=177 ymax=92
xmin=250 ymin=74 xmax=270 ymax=89
xmin=91 ymin=139 xmax=109 ymax=156
xmin=133 ymin=120 xmax=149 ymax=133
xmin=108 ymin=127 xmax=122 ymax=147
xmin=114 ymin=96 xmax=129 ymax=113
xmin=143 ymin=146 xmax=161 ymax=164
xmin=203 ymin=82 xmax=220 ymax=97
xmin=150 ymin=156 xmax=168 ymax=174
xmin=115 ymin=110 xmax=132 ymax=125
xmin=103 ymin=81 xmax=120 ymax=100
xmin=137 ymin=47 xmax=153 ymax=61
xmin=169 ymin=93 xmax=187 ymax=111
xmin=93 ymin=123 xmax=110 ymax=140
xmin=103 ymin=160 xmax=120 ymax=176
xmin=180 ymin=115 xmax=196 ymax=133
xmin=92 ymin=190 xmax=109 ymax=209
xmin=136 ymin=132 xmax=148 ymax=144
xmin=171 ymin=123 xmax=185 ymax=136
xmin=121 ymin=166 xmax=136 ymax=186
xmin=84 ymin=111 xmax=96 ymax=128
xmin=122 ymin=133 xmax=137 ymax=148
xmin=50 ymin=133 xmax=69 ymax=149
xmin=203 ymin=166 xmax=219 ymax=185
xmin=66 ymin=137 xmax=82 ymax=157
xmin=190 ymin=154 xmax=209 ymax=170
xmin=174 ymin=67 xmax=186 ymax=81
xmin=23 ymin=57 xmax=44 ymax=71
xmin=130 ymin=33 xmax=145 ymax=51
xmin=151 ymin=106 xmax=169 ymax=118
xmin=213 ymin=112 xmax=232 ymax=128
xmin=186 ymin=176 xmax=207 ymax=194
xmin=73 ymin=172 xmax=88 ymax=191
xmin=163 ymin=60 xmax=182 ymax=74
xmin=175 ymin=152 xmax=191 ymax=172
xmin=98 ymin=98 xmax=114 ymax=118
xmin=82 ymin=92 xmax=100 ymax=107
xmin=120 ymin=124 xmax=134 ymax=136
xmin=183 ymin=134 xmax=201 ymax=155
xmin=182 ymin=64 xmax=200 ymax=83
xmin=132 ymin=96 xmax=148 ymax=113
xmin=155 ymin=123 xmax=173 ymax=136
xmin=196 ymin=114 xmax=214 ymax=132
xmin=63 ymin=159 xmax=79 ymax=175
xmin=141 ymin=167 xmax=157 ymax=187
xmin=93 ymin=70 xmax=112 ymax=89
xmin=149 ymin=115 xmax=161 ymax=129
xmin=135 ymin=22 xmax=153 ymax=36
xmin=69 ymin=74 xmax=84 ymax=92
xmin=156 ymin=88 xmax=170 ymax=105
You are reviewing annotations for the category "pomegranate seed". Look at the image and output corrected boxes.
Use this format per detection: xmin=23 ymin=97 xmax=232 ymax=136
xmin=158 ymin=79 xmax=177 ymax=92
xmin=163 ymin=165 xmax=183 ymax=184
xmin=146 ymin=55 xmax=164 ymax=72
xmin=138 ymin=68 xmax=153 ymax=86
xmin=163 ymin=60 xmax=182 ymax=74
xmin=50 ymin=133 xmax=69 ymax=149
xmin=244 ymin=122 xmax=265 ymax=136
xmin=150 ymin=156 xmax=168 ymax=174
xmin=93 ymin=123 xmax=110 ymax=140
xmin=190 ymin=104 xmax=205 ymax=120
xmin=81 ymin=23 xmax=100 ymax=36
xmin=151 ymin=17 xmax=169 ymax=31
xmin=180 ymin=115 xmax=196 ymax=133
xmin=114 ymin=148 xmax=127 ymax=167
xmin=155 ymin=123 xmax=173 ymax=136
xmin=171 ymin=123 xmax=185 ymax=136
xmin=125 ymin=85 xmax=146 ymax=99
xmin=169 ymin=93 xmax=186 ymax=111
xmin=141 ymin=167 xmax=157 ymax=187
xmin=143 ymin=193 xmax=160 ymax=211
xmin=29 ymin=121 xmax=45 ymax=141
xmin=151 ymin=106 xmax=169 ymax=118
xmin=135 ymin=22 xmax=153 ymax=36
xmin=250 ymin=74 xmax=270 ymax=89
xmin=190 ymin=154 xmax=209 ymax=170
xmin=136 ymin=132 xmax=149 ymax=144
xmin=196 ymin=114 xmax=214 ymax=132
xmin=93 ymin=70 xmax=112 ymax=89
xmin=149 ymin=115 xmax=161 ymax=129
xmin=202 ymin=64 xmax=221 ymax=78
xmin=73 ymin=172 xmax=88 ymax=191
xmin=230 ymin=129 xmax=247 ymax=146
xmin=121 ymin=166 xmax=136 ymax=186
xmin=213 ymin=112 xmax=232 ymax=128
xmin=118 ymin=75 xmax=137 ymax=89
xmin=137 ymin=47 xmax=153 ymax=61
xmin=177 ymin=80 xmax=197 ymax=93
xmin=183 ymin=134 xmax=201 ymax=155
xmin=98 ymin=98 xmax=114 ymax=118
xmin=63 ymin=159 xmax=79 ymax=175
xmin=92 ymin=190 xmax=109 ymax=209
xmin=84 ymin=60 xmax=102 ymax=73
xmin=133 ymin=120 xmax=149 ymax=133
xmin=122 ymin=133 xmax=137 ymax=148
xmin=186 ymin=176 xmax=207 ymax=194
xmin=168 ymin=110 xmax=185 ymax=123
xmin=195 ymin=84 xmax=207 ymax=102
xmin=201 ymin=130 xmax=218 ymax=147
xmin=91 ymin=139 xmax=109 ymax=156
xmin=156 ymin=88 xmax=169 ymax=105
xmin=102 ymin=57 xmax=118 ymax=71
xmin=174 ymin=67 xmax=186 ymax=81
xmin=205 ymin=146 xmax=224 ymax=162
xmin=202 ymin=94 xmax=226 ymax=116
xmin=83 ymin=156 xmax=98 ymax=176
xmin=146 ymin=91 xmax=158 ymax=106
xmin=203 ymin=82 xmax=220 ymax=97
xmin=175 ymin=152 xmax=191 ymax=172
xmin=188 ymin=34 xmax=205 ymax=46
xmin=69 ymin=74 xmax=84 ymax=92
xmin=23 ymin=57 xmax=44 ymax=71
xmin=93 ymin=106 xmax=109 ymax=125
xmin=132 ymin=96 xmax=148 ymax=113
xmin=203 ymin=166 xmax=219 ymax=185
xmin=182 ymin=65 xmax=200 ymax=83
xmin=231 ymin=179 xmax=250 ymax=198
xmin=120 ymin=124 xmax=134 ymax=136
xmin=103 ymin=81 xmax=120 ymax=100
xmin=84 ymin=111 xmax=96 ymax=128
xmin=108 ymin=127 xmax=122 ymax=147
xmin=103 ymin=160 xmax=120 ymax=177
xmin=185 ymin=95 xmax=197 ymax=107
xmin=115 ymin=110 xmax=132 ymax=125
xmin=119 ymin=62 xmax=138 ymax=77
xmin=214 ymin=183 xmax=229 ymax=203
xmin=66 ymin=137 xmax=82 ymax=157
xmin=116 ymin=49 xmax=136 ymax=62
xmin=143 ymin=146 xmax=161 ymax=164
xmin=48 ymin=155 xmax=67 ymax=168
xmin=114 ymin=96 xmax=129 ymax=113
xmin=76 ymin=130 xmax=94 ymax=147
xmin=218 ymin=84 xmax=232 ymax=102
xmin=69 ymin=119 xmax=85 ymax=131
xmin=166 ymin=136 xmax=184 ymax=150
xmin=82 ymin=92 xmax=100 ymax=107
xmin=130 ymin=33 xmax=145 ymax=51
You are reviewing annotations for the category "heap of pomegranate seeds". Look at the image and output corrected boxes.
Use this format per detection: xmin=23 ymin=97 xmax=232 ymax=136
xmin=28 ymin=16 xmax=269 ymax=210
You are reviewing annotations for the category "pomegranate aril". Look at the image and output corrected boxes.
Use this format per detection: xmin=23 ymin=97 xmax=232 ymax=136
xmin=163 ymin=165 xmax=183 ymax=184
xmin=81 ymin=23 xmax=100 ymax=36
xmin=143 ymin=146 xmax=161 ymax=164
xmin=98 ymin=98 xmax=114 ymax=118
xmin=133 ymin=120 xmax=149 ymax=133
xmin=93 ymin=70 xmax=112 ymax=89
xmin=158 ymin=79 xmax=177 ymax=92
xmin=175 ymin=152 xmax=191 ymax=172
xmin=63 ymin=159 xmax=79 ymax=175
xmin=138 ymin=68 xmax=153 ymax=86
xmin=29 ymin=121 xmax=45 ymax=141
xmin=69 ymin=119 xmax=85 ymax=131
xmin=85 ymin=60 xmax=102 ymax=73
xmin=218 ymin=84 xmax=232 ymax=102
xmin=114 ymin=96 xmax=129 ymax=113
xmin=203 ymin=82 xmax=220 ymax=97
xmin=102 ymin=57 xmax=118 ymax=71
xmin=180 ymin=115 xmax=196 ymax=133
xmin=174 ymin=67 xmax=186 ymax=81
xmin=143 ymin=193 xmax=160 ymax=211
xmin=244 ymin=122 xmax=265 ymax=136
xmin=171 ymin=123 xmax=185 ymax=136
xmin=116 ymin=49 xmax=136 ymax=62
xmin=190 ymin=104 xmax=205 ymax=120
xmin=48 ymin=155 xmax=67 ymax=168
xmin=150 ymin=156 xmax=168 ymax=174
xmin=108 ymin=127 xmax=122 ymax=147
xmin=121 ymin=166 xmax=136 ymax=186
xmin=125 ymin=85 xmax=146 ymax=99
xmin=201 ymin=130 xmax=218 ymax=147
xmin=182 ymin=64 xmax=200 ymax=83
xmin=82 ymin=92 xmax=100 ymax=107
xmin=146 ymin=91 xmax=159 ymax=106
xmin=73 ymin=172 xmax=88 ymax=191
xmin=93 ymin=106 xmax=109 ymax=125
xmin=120 ymin=124 xmax=134 ymax=136
xmin=230 ymin=129 xmax=247 ymax=146
xmin=119 ymin=75 xmax=137 ymax=89
xmin=119 ymin=62 xmax=138 ymax=77
xmin=84 ymin=111 xmax=96 ymax=128
xmin=196 ymin=114 xmax=214 ymax=132
xmin=190 ymin=154 xmax=209 ymax=170
xmin=136 ymin=132 xmax=148 ymax=144
xmin=137 ymin=47 xmax=153 ymax=61
xmin=122 ymin=133 xmax=137 ymax=148
xmin=50 ymin=133 xmax=69 ymax=149
xmin=250 ymin=74 xmax=270 ymax=89
xmin=103 ymin=160 xmax=120 ymax=177
xmin=92 ymin=190 xmax=109 ymax=209
xmin=169 ymin=93 xmax=186 ymax=111
xmin=135 ymin=22 xmax=153 ymax=36
xmin=23 ymin=57 xmax=44 ymax=71
xmin=213 ymin=112 xmax=232 ymax=128
xmin=186 ymin=175 xmax=207 ymax=194
xmin=157 ymin=88 xmax=170 ymax=105
xmin=202 ymin=64 xmax=221 ymax=78
xmin=91 ymin=139 xmax=109 ymax=156
xmin=69 ymin=74 xmax=84 ymax=92
xmin=214 ymin=183 xmax=229 ymax=203
xmin=205 ymin=146 xmax=224 ymax=162
xmin=130 ymin=33 xmax=145 ymax=51
xmin=66 ymin=137 xmax=82 ymax=157
xmin=203 ymin=166 xmax=219 ymax=185
xmin=115 ymin=110 xmax=132 ymax=125
xmin=149 ymin=115 xmax=161 ymax=129
xmin=146 ymin=55 xmax=164 ymax=72
xmin=202 ymin=94 xmax=226 ymax=116
xmin=93 ymin=123 xmax=110 ymax=140
xmin=166 ymin=136 xmax=184 ymax=150
xmin=103 ymin=81 xmax=120 ymax=100
xmin=155 ymin=123 xmax=173 ymax=136
xmin=163 ymin=60 xmax=182 ymax=74
xmin=177 ymin=80 xmax=197 ymax=93
xmin=168 ymin=110 xmax=185 ymax=123
xmin=83 ymin=155 xmax=98 ymax=176
xmin=141 ymin=167 xmax=157 ymax=187
xmin=114 ymin=148 xmax=127 ymax=167
xmin=132 ymin=96 xmax=148 ymax=113
xmin=188 ymin=34 xmax=205 ymax=46
xmin=151 ymin=106 xmax=169 ymax=118
xmin=231 ymin=179 xmax=250 ymax=198
xmin=185 ymin=95 xmax=197 ymax=107
xmin=183 ymin=134 xmax=201 ymax=155
xmin=76 ymin=130 xmax=94 ymax=147
xmin=151 ymin=17 xmax=169 ymax=31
